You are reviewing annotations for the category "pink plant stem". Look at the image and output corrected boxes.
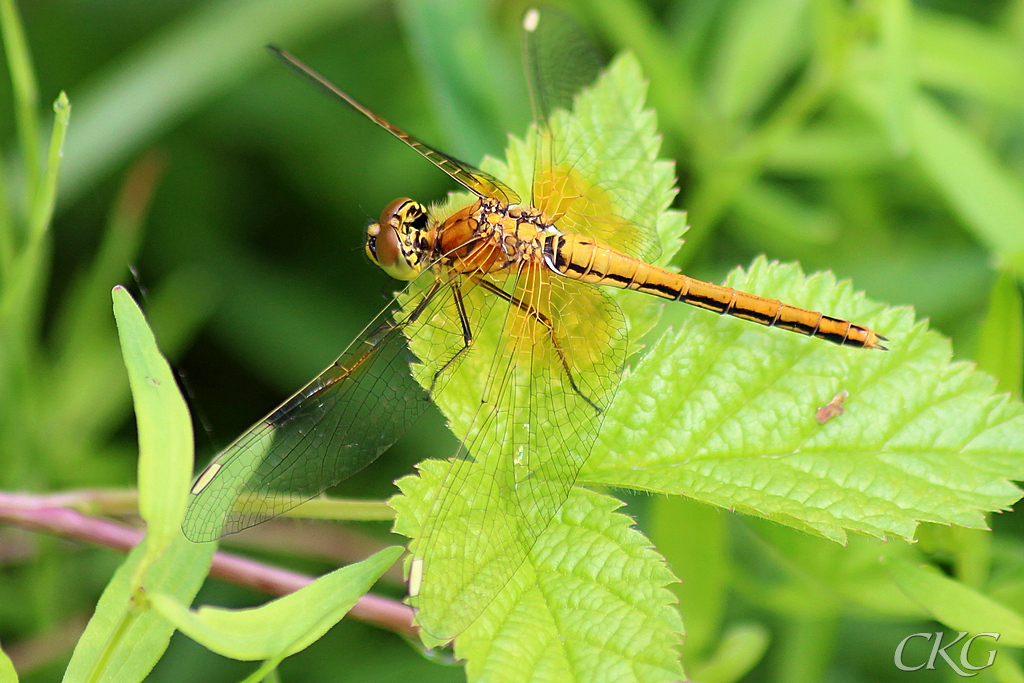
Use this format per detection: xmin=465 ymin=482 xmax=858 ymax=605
xmin=0 ymin=492 xmax=416 ymax=638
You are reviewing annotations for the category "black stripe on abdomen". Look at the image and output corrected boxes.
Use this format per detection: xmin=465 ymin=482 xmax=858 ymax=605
xmin=730 ymin=308 xmax=777 ymax=325
xmin=683 ymin=293 xmax=729 ymax=312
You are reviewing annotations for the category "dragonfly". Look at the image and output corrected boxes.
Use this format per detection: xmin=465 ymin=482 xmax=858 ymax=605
xmin=182 ymin=9 xmax=886 ymax=640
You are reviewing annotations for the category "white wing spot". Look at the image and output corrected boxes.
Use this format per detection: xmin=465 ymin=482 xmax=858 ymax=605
xmin=409 ymin=557 xmax=424 ymax=597
xmin=523 ymin=8 xmax=540 ymax=32
xmin=190 ymin=462 xmax=222 ymax=495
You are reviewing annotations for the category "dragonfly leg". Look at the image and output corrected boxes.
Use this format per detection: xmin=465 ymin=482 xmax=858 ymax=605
xmin=473 ymin=276 xmax=601 ymax=413
xmin=405 ymin=277 xmax=445 ymax=325
xmin=427 ymin=278 xmax=474 ymax=396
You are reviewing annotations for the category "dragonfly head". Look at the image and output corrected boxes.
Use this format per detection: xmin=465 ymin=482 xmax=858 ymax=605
xmin=366 ymin=198 xmax=429 ymax=281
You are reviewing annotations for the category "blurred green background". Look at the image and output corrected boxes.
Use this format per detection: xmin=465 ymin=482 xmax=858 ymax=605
xmin=1 ymin=0 xmax=1022 ymax=680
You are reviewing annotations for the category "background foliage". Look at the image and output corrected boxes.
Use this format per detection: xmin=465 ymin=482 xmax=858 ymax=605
xmin=1 ymin=0 xmax=1023 ymax=681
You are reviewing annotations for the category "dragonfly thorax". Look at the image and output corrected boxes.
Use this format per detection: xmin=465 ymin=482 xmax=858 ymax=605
xmin=365 ymin=198 xmax=432 ymax=281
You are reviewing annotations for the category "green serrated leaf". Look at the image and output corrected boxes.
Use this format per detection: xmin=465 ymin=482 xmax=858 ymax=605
xmin=484 ymin=53 xmax=686 ymax=273
xmin=394 ymin=31 xmax=1024 ymax=680
xmin=394 ymin=468 xmax=683 ymax=682
xmin=887 ymin=558 xmax=1024 ymax=646
xmin=588 ymin=257 xmax=1024 ymax=543
xmin=391 ymin=50 xmax=688 ymax=659
xmin=391 ymin=52 xmax=688 ymax=651
xmin=112 ymin=286 xmax=192 ymax=566
xmin=150 ymin=546 xmax=402 ymax=661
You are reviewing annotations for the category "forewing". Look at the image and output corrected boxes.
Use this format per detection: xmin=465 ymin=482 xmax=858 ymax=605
xmin=412 ymin=140 xmax=521 ymax=205
xmin=182 ymin=274 xmax=469 ymax=542
xmin=523 ymin=10 xmax=662 ymax=261
xmin=270 ymin=46 xmax=520 ymax=205
xmin=407 ymin=263 xmax=627 ymax=639
xmin=522 ymin=8 xmax=601 ymax=128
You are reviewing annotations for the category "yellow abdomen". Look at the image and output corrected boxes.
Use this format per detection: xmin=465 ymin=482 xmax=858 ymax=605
xmin=547 ymin=233 xmax=886 ymax=350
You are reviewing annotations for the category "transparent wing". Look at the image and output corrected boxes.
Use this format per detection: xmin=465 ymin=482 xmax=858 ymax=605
xmin=270 ymin=47 xmax=520 ymax=205
xmin=182 ymin=274 xmax=474 ymax=542
xmin=522 ymin=7 xmax=602 ymax=127
xmin=523 ymin=9 xmax=662 ymax=262
xmin=407 ymin=262 xmax=627 ymax=639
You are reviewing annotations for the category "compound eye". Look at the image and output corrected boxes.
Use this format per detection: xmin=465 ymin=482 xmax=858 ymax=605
xmin=365 ymin=221 xmax=401 ymax=271
xmin=365 ymin=198 xmax=421 ymax=280
xmin=380 ymin=197 xmax=414 ymax=226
